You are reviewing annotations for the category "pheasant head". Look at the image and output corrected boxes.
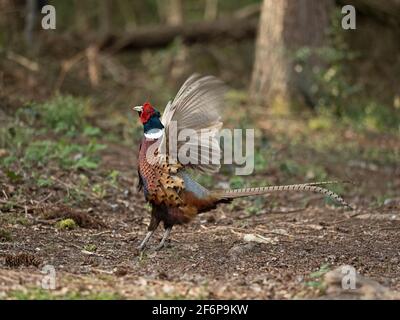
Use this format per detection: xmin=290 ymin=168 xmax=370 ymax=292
xmin=133 ymin=102 xmax=164 ymax=139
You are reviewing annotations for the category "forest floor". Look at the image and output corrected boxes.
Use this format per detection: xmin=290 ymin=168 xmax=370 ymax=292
xmin=1 ymin=96 xmax=399 ymax=299
xmin=0 ymin=52 xmax=400 ymax=299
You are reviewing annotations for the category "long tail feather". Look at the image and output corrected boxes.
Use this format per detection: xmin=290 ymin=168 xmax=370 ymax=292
xmin=211 ymin=181 xmax=353 ymax=209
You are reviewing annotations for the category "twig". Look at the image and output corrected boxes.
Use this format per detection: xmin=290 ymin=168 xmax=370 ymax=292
xmin=37 ymin=192 xmax=54 ymax=204
xmin=2 ymin=190 xmax=9 ymax=200
xmin=54 ymin=51 xmax=85 ymax=91
xmin=7 ymin=51 xmax=39 ymax=72
xmin=267 ymin=206 xmax=308 ymax=214
xmin=81 ymin=250 xmax=105 ymax=257
xmin=92 ymin=230 xmax=112 ymax=237
xmin=91 ymin=268 xmax=113 ymax=274
xmin=378 ymin=226 xmax=400 ymax=232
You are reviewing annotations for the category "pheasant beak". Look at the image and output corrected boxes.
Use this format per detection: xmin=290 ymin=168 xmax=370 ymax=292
xmin=133 ymin=105 xmax=143 ymax=113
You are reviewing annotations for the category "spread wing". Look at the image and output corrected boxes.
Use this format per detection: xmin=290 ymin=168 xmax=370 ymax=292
xmin=158 ymin=74 xmax=227 ymax=173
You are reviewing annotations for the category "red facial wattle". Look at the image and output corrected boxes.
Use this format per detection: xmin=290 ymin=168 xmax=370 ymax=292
xmin=140 ymin=102 xmax=155 ymax=124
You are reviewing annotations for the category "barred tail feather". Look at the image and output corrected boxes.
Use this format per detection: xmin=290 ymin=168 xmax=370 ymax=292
xmin=211 ymin=182 xmax=353 ymax=209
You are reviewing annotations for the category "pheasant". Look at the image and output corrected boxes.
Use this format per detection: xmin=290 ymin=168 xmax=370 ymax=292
xmin=133 ymin=74 xmax=352 ymax=251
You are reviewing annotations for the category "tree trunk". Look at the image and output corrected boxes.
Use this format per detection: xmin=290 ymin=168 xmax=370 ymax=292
xmin=24 ymin=0 xmax=37 ymax=48
xmin=166 ymin=0 xmax=184 ymax=26
xmin=74 ymin=0 xmax=89 ymax=32
xmin=250 ymin=0 xmax=334 ymax=110
xmin=98 ymin=0 xmax=112 ymax=35
xmin=165 ymin=0 xmax=186 ymax=82
xmin=204 ymin=0 xmax=218 ymax=20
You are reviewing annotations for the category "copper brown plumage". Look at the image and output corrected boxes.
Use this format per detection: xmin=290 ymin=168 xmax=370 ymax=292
xmin=134 ymin=74 xmax=353 ymax=251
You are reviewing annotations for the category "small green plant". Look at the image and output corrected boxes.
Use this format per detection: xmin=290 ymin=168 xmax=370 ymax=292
xmin=245 ymin=205 xmax=258 ymax=216
xmin=308 ymin=115 xmax=334 ymax=131
xmin=83 ymin=126 xmax=101 ymax=137
xmin=229 ymin=176 xmax=245 ymax=189
xmin=37 ymin=177 xmax=53 ymax=187
xmin=92 ymin=183 xmax=107 ymax=198
xmin=305 ymin=165 xmax=328 ymax=181
xmin=24 ymin=140 xmax=54 ymax=166
xmin=0 ymin=228 xmax=12 ymax=242
xmin=64 ymin=188 xmax=86 ymax=205
xmin=144 ymin=203 xmax=152 ymax=213
xmin=107 ymin=170 xmax=120 ymax=187
xmin=72 ymin=156 xmax=99 ymax=170
xmin=56 ymin=218 xmax=77 ymax=230
xmin=305 ymin=264 xmax=331 ymax=289
xmin=254 ymin=152 xmax=269 ymax=172
xmin=245 ymin=197 xmax=265 ymax=216
xmin=309 ymin=264 xmax=331 ymax=278
xmin=5 ymin=169 xmax=23 ymax=183
xmin=36 ymin=95 xmax=87 ymax=135
xmin=279 ymin=160 xmax=301 ymax=176
xmin=1 ymin=213 xmax=31 ymax=226
xmin=84 ymin=244 xmax=97 ymax=252
xmin=21 ymin=140 xmax=105 ymax=170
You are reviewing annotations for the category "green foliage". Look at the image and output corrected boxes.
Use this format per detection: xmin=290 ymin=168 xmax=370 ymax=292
xmin=1 ymin=95 xmax=105 ymax=172
xmin=5 ymin=169 xmax=23 ymax=183
xmin=347 ymin=102 xmax=400 ymax=132
xmin=305 ymin=264 xmax=330 ymax=289
xmin=307 ymin=115 xmax=334 ymax=131
xmin=107 ymin=170 xmax=120 ymax=187
xmin=0 ymin=228 xmax=12 ymax=242
xmin=144 ymin=203 xmax=152 ymax=213
xmin=24 ymin=141 xmax=54 ymax=165
xmin=225 ymin=90 xmax=249 ymax=106
xmin=254 ymin=152 xmax=269 ymax=172
xmin=37 ymin=176 xmax=53 ymax=187
xmin=305 ymin=165 xmax=328 ymax=181
xmin=56 ymin=218 xmax=77 ymax=230
xmin=279 ymin=160 xmax=301 ymax=176
xmin=92 ymin=183 xmax=107 ymax=198
xmin=0 ymin=124 xmax=34 ymax=151
xmin=229 ymin=176 xmax=245 ymax=189
xmin=83 ymin=126 xmax=102 ymax=137
xmin=1 ymin=212 xmax=31 ymax=226
xmin=309 ymin=264 xmax=331 ymax=279
xmin=22 ymin=140 xmax=105 ymax=169
xmin=294 ymin=44 xmax=360 ymax=117
xmin=360 ymin=146 xmax=399 ymax=166
xmin=293 ymin=8 xmax=400 ymax=133
xmin=35 ymin=95 xmax=87 ymax=135
xmin=84 ymin=244 xmax=97 ymax=252
xmin=245 ymin=197 xmax=264 ymax=216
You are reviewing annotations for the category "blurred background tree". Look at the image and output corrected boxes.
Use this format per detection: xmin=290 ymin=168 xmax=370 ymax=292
xmin=250 ymin=0 xmax=334 ymax=112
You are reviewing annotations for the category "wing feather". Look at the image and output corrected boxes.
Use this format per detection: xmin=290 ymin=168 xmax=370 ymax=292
xmin=158 ymin=74 xmax=226 ymax=173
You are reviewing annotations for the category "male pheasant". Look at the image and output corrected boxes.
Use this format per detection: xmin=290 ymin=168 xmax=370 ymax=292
xmin=134 ymin=74 xmax=352 ymax=251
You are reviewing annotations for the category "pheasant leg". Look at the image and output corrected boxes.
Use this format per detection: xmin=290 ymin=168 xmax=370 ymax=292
xmin=137 ymin=231 xmax=155 ymax=251
xmin=154 ymin=228 xmax=172 ymax=251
